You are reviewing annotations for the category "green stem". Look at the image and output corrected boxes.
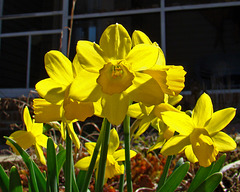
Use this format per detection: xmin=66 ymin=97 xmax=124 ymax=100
xmin=118 ymin=171 xmax=125 ymax=192
xmin=157 ymin=155 xmax=173 ymax=191
xmin=95 ymin=119 xmax=111 ymax=192
xmin=81 ymin=118 xmax=109 ymax=192
xmin=123 ymin=115 xmax=133 ymax=192
xmin=65 ymin=128 xmax=73 ymax=192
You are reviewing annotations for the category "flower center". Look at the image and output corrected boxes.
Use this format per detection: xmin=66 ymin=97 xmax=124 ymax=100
xmin=190 ymin=128 xmax=218 ymax=167
xmin=111 ymin=65 xmax=123 ymax=78
xmin=97 ymin=60 xmax=134 ymax=95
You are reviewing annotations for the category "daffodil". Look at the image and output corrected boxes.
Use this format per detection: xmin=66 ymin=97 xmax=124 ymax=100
xmin=35 ymin=51 xmax=94 ymax=148
xmin=70 ymin=23 xmax=183 ymax=125
xmin=6 ymin=106 xmax=49 ymax=165
xmin=75 ymin=128 xmax=137 ymax=181
xmin=132 ymin=30 xmax=186 ymax=96
xmin=161 ymin=93 xmax=236 ymax=167
xmin=128 ymin=94 xmax=182 ymax=151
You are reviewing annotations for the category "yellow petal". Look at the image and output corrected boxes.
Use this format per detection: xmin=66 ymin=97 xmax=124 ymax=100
xmin=145 ymin=66 xmax=186 ymax=96
xmin=128 ymin=72 xmax=164 ymax=105
xmin=154 ymin=103 xmax=180 ymax=120
xmin=69 ymin=71 xmax=101 ymax=102
xmin=108 ymin=129 xmax=119 ymax=155
xmin=113 ymin=149 xmax=137 ymax=162
xmin=85 ymin=142 xmax=96 ymax=155
xmin=76 ymin=41 xmax=105 ymax=73
xmin=212 ymin=132 xmax=236 ymax=152
xmin=101 ymin=93 xmax=130 ymax=125
xmin=60 ymin=122 xmax=66 ymax=140
xmin=127 ymin=103 xmax=145 ymax=119
xmin=161 ymin=135 xmax=190 ymax=156
xmin=35 ymin=134 xmax=49 ymax=149
xmin=44 ymin=50 xmax=73 ymax=85
xmin=190 ymin=128 xmax=218 ymax=167
xmin=161 ymin=111 xmax=194 ymax=135
xmin=206 ymin=108 xmax=236 ymax=134
xmin=148 ymin=135 xmax=166 ymax=152
xmin=23 ymin=106 xmax=33 ymax=131
xmin=97 ymin=61 xmax=134 ymax=95
xmin=134 ymin=116 xmax=152 ymax=138
xmin=126 ymin=44 xmax=159 ymax=71
xmin=192 ymin=93 xmax=213 ymax=127
xmin=64 ymin=98 xmax=94 ymax=122
xmin=35 ymin=143 xmax=46 ymax=165
xmin=184 ymin=145 xmax=198 ymax=163
xmin=75 ymin=156 xmax=92 ymax=170
xmin=35 ymin=78 xmax=66 ymax=104
xmin=168 ymin=95 xmax=183 ymax=106
xmin=93 ymin=100 xmax=104 ymax=118
xmin=155 ymin=45 xmax=166 ymax=67
xmin=99 ymin=23 xmax=131 ymax=60
xmin=72 ymin=55 xmax=83 ymax=78
xmin=163 ymin=127 xmax=175 ymax=140
xmin=132 ymin=30 xmax=152 ymax=46
xmin=105 ymin=155 xmax=122 ymax=179
xmin=67 ymin=123 xmax=80 ymax=149
xmin=7 ymin=131 xmax=35 ymax=154
xmin=33 ymin=98 xmax=62 ymax=123
xmin=31 ymin=123 xmax=44 ymax=137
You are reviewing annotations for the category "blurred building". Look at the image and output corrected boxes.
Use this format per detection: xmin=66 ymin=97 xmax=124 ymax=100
xmin=0 ymin=0 xmax=240 ymax=121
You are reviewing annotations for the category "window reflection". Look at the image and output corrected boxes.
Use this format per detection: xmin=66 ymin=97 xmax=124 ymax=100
xmin=73 ymin=0 xmax=160 ymax=14
xmin=166 ymin=7 xmax=240 ymax=90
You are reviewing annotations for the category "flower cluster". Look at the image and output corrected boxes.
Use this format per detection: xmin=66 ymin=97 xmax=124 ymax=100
xmin=5 ymin=23 xmax=237 ymax=187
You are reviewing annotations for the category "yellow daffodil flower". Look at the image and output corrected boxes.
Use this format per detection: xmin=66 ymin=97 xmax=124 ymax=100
xmin=161 ymin=93 xmax=236 ymax=167
xmin=6 ymin=106 xmax=49 ymax=165
xmin=75 ymin=128 xmax=137 ymax=181
xmin=128 ymin=94 xmax=182 ymax=151
xmin=70 ymin=23 xmax=181 ymax=125
xmin=35 ymin=51 xmax=94 ymax=148
xmin=132 ymin=30 xmax=186 ymax=96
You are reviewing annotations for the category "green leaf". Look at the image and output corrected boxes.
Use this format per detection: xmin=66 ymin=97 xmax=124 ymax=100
xmin=157 ymin=162 xmax=190 ymax=192
xmin=0 ymin=164 xmax=9 ymax=191
xmin=56 ymin=149 xmax=66 ymax=179
xmin=76 ymin=170 xmax=87 ymax=191
xmin=209 ymin=154 xmax=226 ymax=175
xmin=43 ymin=124 xmax=53 ymax=133
xmin=72 ymin=169 xmax=78 ymax=192
xmin=188 ymin=163 xmax=214 ymax=192
xmin=193 ymin=172 xmax=222 ymax=192
xmin=172 ymin=157 xmax=184 ymax=172
xmin=4 ymin=136 xmax=46 ymax=192
xmin=47 ymin=138 xmax=58 ymax=192
xmin=29 ymin=159 xmax=39 ymax=192
xmin=9 ymin=166 xmax=23 ymax=192
xmin=157 ymin=155 xmax=173 ymax=190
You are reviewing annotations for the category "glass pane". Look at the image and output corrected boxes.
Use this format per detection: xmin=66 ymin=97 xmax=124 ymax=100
xmin=166 ymin=7 xmax=240 ymax=90
xmin=30 ymin=34 xmax=62 ymax=88
xmin=166 ymin=0 xmax=240 ymax=7
xmin=73 ymin=0 xmax=160 ymax=14
xmin=69 ymin=13 xmax=161 ymax=59
xmin=3 ymin=0 xmax=62 ymax=15
xmin=2 ymin=16 xmax=62 ymax=33
xmin=0 ymin=37 xmax=28 ymax=88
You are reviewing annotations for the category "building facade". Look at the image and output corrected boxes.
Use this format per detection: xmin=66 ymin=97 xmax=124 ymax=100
xmin=0 ymin=0 xmax=240 ymax=98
